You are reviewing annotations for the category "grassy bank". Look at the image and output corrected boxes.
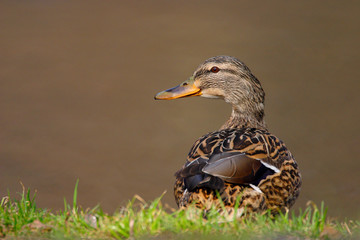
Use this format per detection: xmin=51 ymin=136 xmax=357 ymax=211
xmin=0 ymin=182 xmax=359 ymax=239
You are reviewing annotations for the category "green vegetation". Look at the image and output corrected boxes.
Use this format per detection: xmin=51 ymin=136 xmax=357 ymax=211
xmin=0 ymin=181 xmax=359 ymax=239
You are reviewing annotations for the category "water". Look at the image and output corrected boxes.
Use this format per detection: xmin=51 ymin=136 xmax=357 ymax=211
xmin=1 ymin=1 xmax=359 ymax=219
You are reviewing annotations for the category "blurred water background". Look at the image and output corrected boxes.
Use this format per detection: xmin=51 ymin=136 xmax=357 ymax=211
xmin=1 ymin=1 xmax=359 ymax=219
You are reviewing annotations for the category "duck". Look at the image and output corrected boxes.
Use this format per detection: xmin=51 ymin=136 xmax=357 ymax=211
xmin=155 ymin=56 xmax=301 ymax=217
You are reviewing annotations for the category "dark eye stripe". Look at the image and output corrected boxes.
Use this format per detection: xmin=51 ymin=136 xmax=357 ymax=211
xmin=194 ymin=69 xmax=208 ymax=79
xmin=221 ymin=69 xmax=238 ymax=75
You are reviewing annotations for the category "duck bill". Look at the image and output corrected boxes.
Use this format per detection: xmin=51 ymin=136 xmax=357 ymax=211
xmin=154 ymin=78 xmax=201 ymax=100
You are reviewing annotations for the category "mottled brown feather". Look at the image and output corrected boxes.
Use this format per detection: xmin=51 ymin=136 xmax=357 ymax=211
xmin=174 ymin=128 xmax=301 ymax=216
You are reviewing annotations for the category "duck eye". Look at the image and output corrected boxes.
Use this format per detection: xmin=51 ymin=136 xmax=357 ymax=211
xmin=210 ymin=66 xmax=220 ymax=73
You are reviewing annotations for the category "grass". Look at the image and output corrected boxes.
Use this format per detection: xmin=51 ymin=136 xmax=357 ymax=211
xmin=0 ymin=181 xmax=359 ymax=239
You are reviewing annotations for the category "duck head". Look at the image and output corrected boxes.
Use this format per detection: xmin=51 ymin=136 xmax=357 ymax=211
xmin=155 ymin=56 xmax=266 ymax=129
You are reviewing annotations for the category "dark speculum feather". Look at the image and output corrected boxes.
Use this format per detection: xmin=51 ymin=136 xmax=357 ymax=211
xmin=184 ymin=175 xmax=204 ymax=191
xmin=184 ymin=174 xmax=224 ymax=191
xmin=250 ymin=164 xmax=275 ymax=186
xmin=176 ymin=158 xmax=207 ymax=178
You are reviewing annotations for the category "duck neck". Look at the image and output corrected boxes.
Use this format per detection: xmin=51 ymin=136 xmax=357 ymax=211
xmin=220 ymin=104 xmax=267 ymax=130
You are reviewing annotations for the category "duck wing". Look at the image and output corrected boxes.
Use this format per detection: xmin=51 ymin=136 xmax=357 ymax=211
xmin=176 ymin=128 xmax=285 ymax=192
xmin=202 ymin=152 xmax=264 ymax=184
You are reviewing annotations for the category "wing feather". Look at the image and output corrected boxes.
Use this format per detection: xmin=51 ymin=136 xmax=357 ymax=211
xmin=203 ymin=152 xmax=263 ymax=184
xmin=177 ymin=128 xmax=286 ymax=191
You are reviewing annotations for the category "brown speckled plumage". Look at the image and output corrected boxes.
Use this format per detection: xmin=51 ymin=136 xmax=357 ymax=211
xmin=155 ymin=56 xmax=301 ymax=217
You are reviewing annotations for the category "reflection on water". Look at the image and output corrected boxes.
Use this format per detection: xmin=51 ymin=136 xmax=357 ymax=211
xmin=0 ymin=1 xmax=359 ymax=219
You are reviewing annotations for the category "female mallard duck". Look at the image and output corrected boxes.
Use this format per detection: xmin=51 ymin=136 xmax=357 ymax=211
xmin=155 ymin=56 xmax=301 ymax=216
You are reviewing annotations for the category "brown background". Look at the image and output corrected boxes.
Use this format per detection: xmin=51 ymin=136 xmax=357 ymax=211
xmin=1 ymin=1 xmax=359 ymax=219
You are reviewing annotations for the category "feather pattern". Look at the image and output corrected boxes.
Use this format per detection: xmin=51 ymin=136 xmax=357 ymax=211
xmin=174 ymin=128 xmax=301 ymax=215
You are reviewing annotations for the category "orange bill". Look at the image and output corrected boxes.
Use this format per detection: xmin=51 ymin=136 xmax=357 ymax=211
xmin=154 ymin=77 xmax=202 ymax=100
